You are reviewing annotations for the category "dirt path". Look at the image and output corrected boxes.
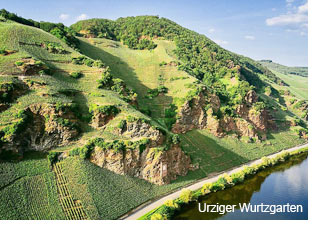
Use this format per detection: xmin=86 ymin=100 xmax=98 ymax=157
xmin=121 ymin=143 xmax=308 ymax=220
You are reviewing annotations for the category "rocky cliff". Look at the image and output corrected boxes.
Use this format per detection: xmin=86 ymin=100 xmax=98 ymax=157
xmin=172 ymin=88 xmax=269 ymax=141
xmin=88 ymin=119 xmax=191 ymax=185
xmin=0 ymin=103 xmax=79 ymax=155
xmin=90 ymin=143 xmax=190 ymax=185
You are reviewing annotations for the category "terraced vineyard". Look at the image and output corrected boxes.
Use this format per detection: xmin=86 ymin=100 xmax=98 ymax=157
xmin=53 ymin=162 xmax=88 ymax=220
xmin=0 ymin=152 xmax=65 ymax=219
xmin=0 ymin=11 xmax=307 ymax=220
xmin=180 ymin=129 xmax=307 ymax=176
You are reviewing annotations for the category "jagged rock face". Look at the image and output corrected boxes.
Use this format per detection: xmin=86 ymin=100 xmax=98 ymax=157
xmin=247 ymin=109 xmax=268 ymax=131
xmin=244 ymin=90 xmax=258 ymax=105
xmin=90 ymin=144 xmax=191 ymax=185
xmin=173 ymin=89 xmax=269 ymax=140
xmin=3 ymin=104 xmax=79 ymax=153
xmin=92 ymin=112 xmax=114 ymax=128
xmin=119 ymin=120 xmax=164 ymax=146
xmin=24 ymin=104 xmax=79 ymax=151
xmin=88 ymin=118 xmax=189 ymax=185
xmin=172 ymin=90 xmax=220 ymax=134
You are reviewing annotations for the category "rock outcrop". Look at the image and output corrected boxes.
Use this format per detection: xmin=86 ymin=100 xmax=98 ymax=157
xmin=88 ymin=119 xmax=190 ymax=185
xmin=172 ymin=87 xmax=220 ymax=133
xmin=0 ymin=103 xmax=79 ymax=155
xmin=172 ymin=88 xmax=269 ymax=141
xmin=90 ymin=143 xmax=191 ymax=185
xmin=118 ymin=119 xmax=164 ymax=146
xmin=92 ymin=112 xmax=114 ymax=128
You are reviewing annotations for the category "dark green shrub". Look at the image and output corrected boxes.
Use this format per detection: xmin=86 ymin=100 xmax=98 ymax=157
xmin=70 ymin=72 xmax=83 ymax=79
xmin=89 ymin=104 xmax=120 ymax=117
xmin=93 ymin=60 xmax=105 ymax=68
xmin=48 ymin=151 xmax=60 ymax=165
xmin=117 ymin=119 xmax=126 ymax=129
xmin=0 ymin=49 xmax=7 ymax=55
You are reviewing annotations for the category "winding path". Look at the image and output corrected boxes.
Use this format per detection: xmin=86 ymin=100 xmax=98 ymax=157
xmin=121 ymin=143 xmax=308 ymax=220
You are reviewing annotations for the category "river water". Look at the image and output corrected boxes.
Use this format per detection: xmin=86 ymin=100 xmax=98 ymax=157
xmin=173 ymin=153 xmax=308 ymax=220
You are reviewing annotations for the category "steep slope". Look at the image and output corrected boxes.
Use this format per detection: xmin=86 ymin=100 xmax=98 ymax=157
xmin=72 ymin=16 xmax=307 ymax=140
xmin=0 ymin=12 xmax=308 ymax=220
xmin=259 ymin=60 xmax=308 ymax=121
xmin=0 ymin=17 xmax=192 ymax=219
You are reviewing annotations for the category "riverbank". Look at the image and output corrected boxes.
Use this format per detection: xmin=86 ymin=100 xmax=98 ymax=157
xmin=121 ymin=144 xmax=308 ymax=220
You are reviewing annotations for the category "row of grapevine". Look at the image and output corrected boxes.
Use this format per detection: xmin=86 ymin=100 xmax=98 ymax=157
xmin=53 ymin=162 xmax=88 ymax=220
xmin=25 ymin=175 xmax=53 ymax=219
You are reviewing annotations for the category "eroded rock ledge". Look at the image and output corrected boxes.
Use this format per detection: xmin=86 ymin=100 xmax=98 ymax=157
xmin=65 ymin=119 xmax=191 ymax=185
xmin=90 ymin=142 xmax=190 ymax=185
xmin=172 ymin=88 xmax=270 ymax=141
xmin=0 ymin=103 xmax=79 ymax=155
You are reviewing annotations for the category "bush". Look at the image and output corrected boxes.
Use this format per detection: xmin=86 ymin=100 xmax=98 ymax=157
xmin=145 ymin=86 xmax=168 ymax=99
xmin=179 ymin=189 xmax=193 ymax=203
xmin=84 ymin=58 xmax=94 ymax=67
xmin=164 ymin=200 xmax=179 ymax=209
xmin=72 ymin=56 xmax=94 ymax=66
xmin=117 ymin=119 xmax=126 ymax=129
xmin=43 ymin=42 xmax=66 ymax=54
xmin=137 ymin=39 xmax=157 ymax=50
xmin=89 ymin=104 xmax=120 ymax=116
xmin=150 ymin=213 xmax=166 ymax=220
xmin=93 ymin=60 xmax=105 ymax=68
xmin=70 ymin=72 xmax=83 ymax=79
xmin=218 ymin=173 xmax=233 ymax=187
xmin=211 ymin=182 xmax=225 ymax=191
xmin=159 ymin=61 xmax=167 ymax=66
xmin=230 ymin=171 xmax=245 ymax=184
xmin=201 ymin=183 xmax=212 ymax=195
xmin=242 ymin=165 xmax=254 ymax=176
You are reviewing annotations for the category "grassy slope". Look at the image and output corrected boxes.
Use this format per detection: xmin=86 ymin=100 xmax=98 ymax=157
xmin=259 ymin=60 xmax=308 ymax=78
xmin=269 ymin=70 xmax=308 ymax=100
xmin=180 ymin=129 xmax=306 ymax=176
xmin=77 ymin=37 xmax=196 ymax=119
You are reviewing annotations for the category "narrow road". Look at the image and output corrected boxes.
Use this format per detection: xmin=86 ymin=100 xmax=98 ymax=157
xmin=121 ymin=143 xmax=308 ymax=220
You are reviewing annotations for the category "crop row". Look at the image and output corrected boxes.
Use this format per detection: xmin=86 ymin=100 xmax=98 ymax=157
xmin=53 ymin=162 xmax=88 ymax=220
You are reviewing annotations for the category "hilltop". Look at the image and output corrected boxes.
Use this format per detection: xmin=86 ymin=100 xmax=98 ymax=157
xmin=0 ymin=11 xmax=307 ymax=219
xmin=259 ymin=60 xmax=308 ymax=78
